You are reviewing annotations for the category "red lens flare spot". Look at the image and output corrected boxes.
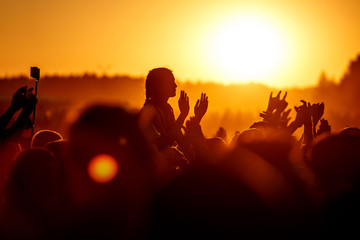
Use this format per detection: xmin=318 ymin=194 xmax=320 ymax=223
xmin=87 ymin=154 xmax=119 ymax=183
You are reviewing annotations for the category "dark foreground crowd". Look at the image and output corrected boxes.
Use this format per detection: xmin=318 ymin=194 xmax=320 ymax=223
xmin=1 ymin=68 xmax=360 ymax=239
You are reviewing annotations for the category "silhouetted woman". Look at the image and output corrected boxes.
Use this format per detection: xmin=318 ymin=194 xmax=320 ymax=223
xmin=139 ymin=68 xmax=189 ymax=153
xmin=139 ymin=67 xmax=209 ymax=175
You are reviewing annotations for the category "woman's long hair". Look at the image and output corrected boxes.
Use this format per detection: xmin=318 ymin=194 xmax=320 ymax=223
xmin=145 ymin=68 xmax=174 ymax=103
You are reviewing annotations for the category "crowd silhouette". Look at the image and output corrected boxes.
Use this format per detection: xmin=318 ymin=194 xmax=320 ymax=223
xmin=1 ymin=67 xmax=360 ymax=239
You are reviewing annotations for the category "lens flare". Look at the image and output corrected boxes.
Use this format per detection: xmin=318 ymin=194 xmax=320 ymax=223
xmin=87 ymin=154 xmax=119 ymax=183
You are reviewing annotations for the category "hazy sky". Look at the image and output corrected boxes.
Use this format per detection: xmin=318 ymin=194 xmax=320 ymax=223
xmin=1 ymin=0 xmax=360 ymax=87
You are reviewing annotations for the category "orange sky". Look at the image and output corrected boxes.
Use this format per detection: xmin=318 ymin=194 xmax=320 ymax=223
xmin=1 ymin=0 xmax=360 ymax=87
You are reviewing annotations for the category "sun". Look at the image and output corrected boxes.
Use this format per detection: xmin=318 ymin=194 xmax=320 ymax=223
xmin=206 ymin=14 xmax=287 ymax=85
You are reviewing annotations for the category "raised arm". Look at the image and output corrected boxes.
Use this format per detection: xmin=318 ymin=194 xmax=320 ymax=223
xmin=288 ymin=100 xmax=313 ymax=144
xmin=2 ymin=88 xmax=37 ymax=143
xmin=260 ymin=91 xmax=288 ymax=126
xmin=316 ymin=118 xmax=331 ymax=136
xmin=193 ymin=93 xmax=208 ymax=124
xmin=310 ymin=102 xmax=324 ymax=137
xmin=0 ymin=86 xmax=28 ymax=132
xmin=175 ymin=90 xmax=190 ymax=130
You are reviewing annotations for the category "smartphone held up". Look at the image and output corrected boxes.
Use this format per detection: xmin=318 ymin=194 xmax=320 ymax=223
xmin=30 ymin=67 xmax=40 ymax=81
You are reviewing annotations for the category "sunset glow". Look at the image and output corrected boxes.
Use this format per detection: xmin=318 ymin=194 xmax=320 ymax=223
xmin=206 ymin=14 xmax=287 ymax=84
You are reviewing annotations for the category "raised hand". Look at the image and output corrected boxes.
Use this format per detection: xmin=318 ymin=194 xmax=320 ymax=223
xmin=294 ymin=100 xmax=311 ymax=125
xmin=194 ymin=93 xmax=208 ymax=124
xmin=310 ymin=102 xmax=324 ymax=127
xmin=2 ymin=87 xmax=37 ymax=143
xmin=276 ymin=91 xmax=288 ymax=113
xmin=178 ymin=90 xmax=189 ymax=118
xmin=260 ymin=91 xmax=288 ymax=126
xmin=21 ymin=88 xmax=37 ymax=114
xmin=293 ymin=100 xmax=313 ymax=144
xmin=265 ymin=91 xmax=288 ymax=114
xmin=316 ymin=118 xmax=331 ymax=136
xmin=10 ymin=86 xmax=28 ymax=111
xmin=266 ymin=91 xmax=277 ymax=113
xmin=280 ymin=109 xmax=292 ymax=128
xmin=184 ymin=116 xmax=204 ymax=140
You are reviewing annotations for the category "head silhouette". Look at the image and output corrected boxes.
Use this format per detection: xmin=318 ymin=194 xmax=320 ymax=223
xmin=145 ymin=68 xmax=177 ymax=101
xmin=309 ymin=134 xmax=360 ymax=186
xmin=339 ymin=127 xmax=360 ymax=137
xmin=206 ymin=137 xmax=228 ymax=160
xmin=69 ymin=105 xmax=152 ymax=187
xmin=31 ymin=130 xmax=63 ymax=148
xmin=6 ymin=148 xmax=56 ymax=211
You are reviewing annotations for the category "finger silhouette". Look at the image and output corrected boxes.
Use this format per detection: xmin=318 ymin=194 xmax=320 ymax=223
xmin=276 ymin=91 xmax=281 ymax=99
xmin=282 ymin=91 xmax=287 ymax=101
